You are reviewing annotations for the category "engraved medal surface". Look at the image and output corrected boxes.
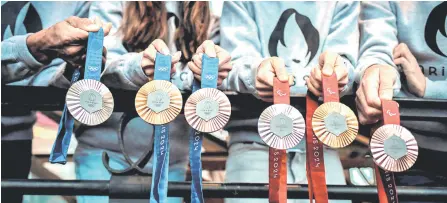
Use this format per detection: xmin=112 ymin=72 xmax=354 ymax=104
xmin=371 ymin=124 xmax=418 ymax=172
xmin=135 ymin=80 xmax=182 ymax=125
xmin=184 ymin=88 xmax=231 ymax=133
xmin=258 ymin=104 xmax=305 ymax=149
xmin=66 ymin=79 xmax=114 ymax=126
xmin=312 ymin=102 xmax=358 ymax=148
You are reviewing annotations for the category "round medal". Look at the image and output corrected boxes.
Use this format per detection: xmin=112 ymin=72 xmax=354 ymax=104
xmin=184 ymin=88 xmax=231 ymax=133
xmin=135 ymin=80 xmax=182 ymax=125
xmin=312 ymin=102 xmax=358 ymax=148
xmin=371 ymin=124 xmax=418 ymax=172
xmin=66 ymin=79 xmax=114 ymax=126
xmin=258 ymin=104 xmax=305 ymax=149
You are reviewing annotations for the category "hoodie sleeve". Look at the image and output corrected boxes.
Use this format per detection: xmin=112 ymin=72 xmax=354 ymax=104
xmin=1 ymin=34 xmax=45 ymax=84
xmin=89 ymin=1 xmax=148 ymax=90
xmin=322 ymin=1 xmax=360 ymax=96
xmin=219 ymin=1 xmax=265 ymax=97
xmin=357 ymin=1 xmax=401 ymax=94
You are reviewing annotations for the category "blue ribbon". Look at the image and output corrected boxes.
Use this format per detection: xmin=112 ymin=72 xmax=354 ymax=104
xmin=49 ymin=28 xmax=104 ymax=164
xmin=150 ymin=53 xmax=172 ymax=203
xmin=189 ymin=54 xmax=219 ymax=203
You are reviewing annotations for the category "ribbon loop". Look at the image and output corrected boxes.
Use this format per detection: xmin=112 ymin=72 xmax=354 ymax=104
xmin=322 ymin=72 xmax=339 ymax=103
xmin=201 ymin=54 xmax=219 ymax=88
xmin=150 ymin=52 xmax=173 ymax=203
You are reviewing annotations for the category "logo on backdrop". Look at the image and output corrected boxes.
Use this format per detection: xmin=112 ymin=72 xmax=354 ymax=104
xmin=425 ymin=2 xmax=447 ymax=57
xmin=268 ymin=9 xmax=320 ymax=67
xmin=1 ymin=2 xmax=43 ymax=40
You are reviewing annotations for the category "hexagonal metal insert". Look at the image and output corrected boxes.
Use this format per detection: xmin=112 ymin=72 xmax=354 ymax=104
xmin=147 ymin=90 xmax=171 ymax=113
xmin=270 ymin=114 xmax=293 ymax=138
xmin=196 ymin=98 xmax=219 ymax=121
xmin=324 ymin=112 xmax=348 ymax=136
xmin=80 ymin=89 xmax=103 ymax=113
xmin=384 ymin=135 xmax=408 ymax=160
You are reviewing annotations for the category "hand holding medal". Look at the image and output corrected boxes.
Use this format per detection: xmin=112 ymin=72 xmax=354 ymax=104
xmin=371 ymin=100 xmax=418 ymax=203
xmin=185 ymin=41 xmax=232 ymax=203
xmin=50 ymin=27 xmax=112 ymax=164
xmin=135 ymin=43 xmax=183 ymax=202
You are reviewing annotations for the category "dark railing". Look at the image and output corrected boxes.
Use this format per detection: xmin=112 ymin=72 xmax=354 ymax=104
xmin=2 ymin=85 xmax=447 ymax=201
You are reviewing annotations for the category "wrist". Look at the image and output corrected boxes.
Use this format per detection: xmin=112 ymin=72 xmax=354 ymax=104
xmin=26 ymin=30 xmax=54 ymax=64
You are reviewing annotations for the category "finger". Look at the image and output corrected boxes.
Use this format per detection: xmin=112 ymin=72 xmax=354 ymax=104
xmin=393 ymin=57 xmax=411 ymax=71
xmin=393 ymin=43 xmax=409 ymax=59
xmin=258 ymin=90 xmax=274 ymax=98
xmin=219 ymin=62 xmax=232 ymax=72
xmin=356 ymin=97 xmax=379 ymax=125
xmin=334 ymin=58 xmax=348 ymax=81
xmin=311 ymin=66 xmax=322 ymax=84
xmin=141 ymin=58 xmax=154 ymax=68
xmin=361 ymin=68 xmax=381 ymax=109
xmin=215 ymin=45 xmax=231 ymax=66
xmin=218 ymin=71 xmax=228 ymax=80
xmin=306 ymin=77 xmax=322 ymax=97
xmin=143 ymin=45 xmax=157 ymax=62
xmin=64 ymin=45 xmax=84 ymax=56
xmin=319 ymin=52 xmax=337 ymax=76
xmin=257 ymin=70 xmax=276 ymax=87
xmin=196 ymin=40 xmax=217 ymax=57
xmin=143 ymin=67 xmax=154 ymax=78
xmin=172 ymin=51 xmax=182 ymax=64
xmin=192 ymin=53 xmax=202 ymax=68
xmin=217 ymin=78 xmax=223 ymax=86
xmin=94 ymin=16 xmax=103 ymax=27
xmin=309 ymin=75 xmax=322 ymax=91
xmin=270 ymin=57 xmax=288 ymax=82
xmin=288 ymin=75 xmax=294 ymax=86
xmin=356 ymin=89 xmax=381 ymax=124
xmin=103 ymin=22 xmax=112 ymax=36
xmin=378 ymin=67 xmax=396 ymax=100
xmin=256 ymin=80 xmax=273 ymax=92
xmin=151 ymin=39 xmax=170 ymax=55
xmin=66 ymin=16 xmax=100 ymax=31
xmin=188 ymin=61 xmax=202 ymax=75
xmin=194 ymin=74 xmax=201 ymax=81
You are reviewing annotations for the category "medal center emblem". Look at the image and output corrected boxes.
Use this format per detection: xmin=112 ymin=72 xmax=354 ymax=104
xmin=270 ymin=114 xmax=293 ymax=138
xmin=147 ymin=90 xmax=171 ymax=113
xmin=196 ymin=98 xmax=219 ymax=121
xmin=80 ymin=89 xmax=103 ymax=114
xmin=324 ymin=112 xmax=348 ymax=136
xmin=384 ymin=135 xmax=408 ymax=160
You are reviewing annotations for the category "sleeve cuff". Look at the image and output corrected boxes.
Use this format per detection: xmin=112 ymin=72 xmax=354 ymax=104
xmin=15 ymin=34 xmax=44 ymax=70
xmin=239 ymin=57 xmax=264 ymax=98
xmin=423 ymin=79 xmax=445 ymax=99
xmin=124 ymin=52 xmax=149 ymax=87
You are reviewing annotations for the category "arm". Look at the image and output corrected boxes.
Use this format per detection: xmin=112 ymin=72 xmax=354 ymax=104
xmin=90 ymin=1 xmax=148 ymax=90
xmin=321 ymin=1 xmax=360 ymax=96
xmin=1 ymin=34 xmax=45 ymax=84
xmin=357 ymin=1 xmax=401 ymax=94
xmin=219 ymin=1 xmax=264 ymax=95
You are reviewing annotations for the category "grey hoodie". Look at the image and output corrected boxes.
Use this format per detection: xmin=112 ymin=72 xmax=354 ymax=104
xmin=1 ymin=1 xmax=90 ymax=140
xmin=357 ymin=1 xmax=447 ymax=151
xmin=219 ymin=1 xmax=360 ymax=147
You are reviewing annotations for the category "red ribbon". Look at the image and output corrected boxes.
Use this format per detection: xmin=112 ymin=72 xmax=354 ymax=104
xmin=269 ymin=78 xmax=289 ymax=203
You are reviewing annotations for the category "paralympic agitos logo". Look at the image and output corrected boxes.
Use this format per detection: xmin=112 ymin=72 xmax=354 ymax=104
xmin=425 ymin=2 xmax=447 ymax=58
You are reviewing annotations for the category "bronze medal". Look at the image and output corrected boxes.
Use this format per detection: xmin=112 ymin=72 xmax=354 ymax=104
xmin=312 ymin=102 xmax=358 ymax=148
xmin=371 ymin=124 xmax=418 ymax=172
xmin=135 ymin=80 xmax=183 ymax=125
xmin=184 ymin=88 xmax=231 ymax=133
xmin=66 ymin=79 xmax=114 ymax=126
xmin=258 ymin=104 xmax=305 ymax=149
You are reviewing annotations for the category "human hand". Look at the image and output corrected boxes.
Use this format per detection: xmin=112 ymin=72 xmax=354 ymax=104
xmin=355 ymin=64 xmax=397 ymax=124
xmin=27 ymin=16 xmax=112 ymax=68
xmin=305 ymin=51 xmax=348 ymax=97
xmin=187 ymin=40 xmax=232 ymax=86
xmin=255 ymin=57 xmax=294 ymax=102
xmin=140 ymin=39 xmax=181 ymax=81
xmin=393 ymin=43 xmax=426 ymax=97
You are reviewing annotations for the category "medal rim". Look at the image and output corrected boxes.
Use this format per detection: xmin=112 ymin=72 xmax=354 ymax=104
xmin=258 ymin=103 xmax=305 ymax=150
xmin=184 ymin=88 xmax=231 ymax=133
xmin=66 ymin=79 xmax=114 ymax=126
xmin=135 ymin=80 xmax=183 ymax=125
xmin=371 ymin=124 xmax=418 ymax=172
xmin=312 ymin=102 xmax=359 ymax=148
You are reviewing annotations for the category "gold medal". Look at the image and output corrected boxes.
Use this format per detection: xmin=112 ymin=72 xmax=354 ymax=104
xmin=371 ymin=124 xmax=418 ymax=172
xmin=66 ymin=79 xmax=114 ymax=126
xmin=312 ymin=102 xmax=358 ymax=148
xmin=135 ymin=80 xmax=183 ymax=125
xmin=184 ymin=88 xmax=231 ymax=133
xmin=258 ymin=104 xmax=305 ymax=149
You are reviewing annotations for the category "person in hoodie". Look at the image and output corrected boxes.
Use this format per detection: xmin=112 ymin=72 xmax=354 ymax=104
xmin=1 ymin=2 xmax=110 ymax=203
xmin=356 ymin=1 xmax=447 ymax=194
xmin=77 ymin=2 xmax=231 ymax=203
xmin=212 ymin=2 xmax=359 ymax=203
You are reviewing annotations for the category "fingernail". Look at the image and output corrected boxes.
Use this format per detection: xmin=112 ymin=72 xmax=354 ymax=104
xmin=162 ymin=48 xmax=170 ymax=55
xmin=87 ymin=24 xmax=100 ymax=30
xmin=322 ymin=66 xmax=332 ymax=76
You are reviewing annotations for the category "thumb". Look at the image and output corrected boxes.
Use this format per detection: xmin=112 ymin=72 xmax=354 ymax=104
xmin=319 ymin=52 xmax=337 ymax=76
xmin=202 ymin=40 xmax=217 ymax=58
xmin=378 ymin=67 xmax=396 ymax=100
xmin=271 ymin=57 xmax=288 ymax=82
